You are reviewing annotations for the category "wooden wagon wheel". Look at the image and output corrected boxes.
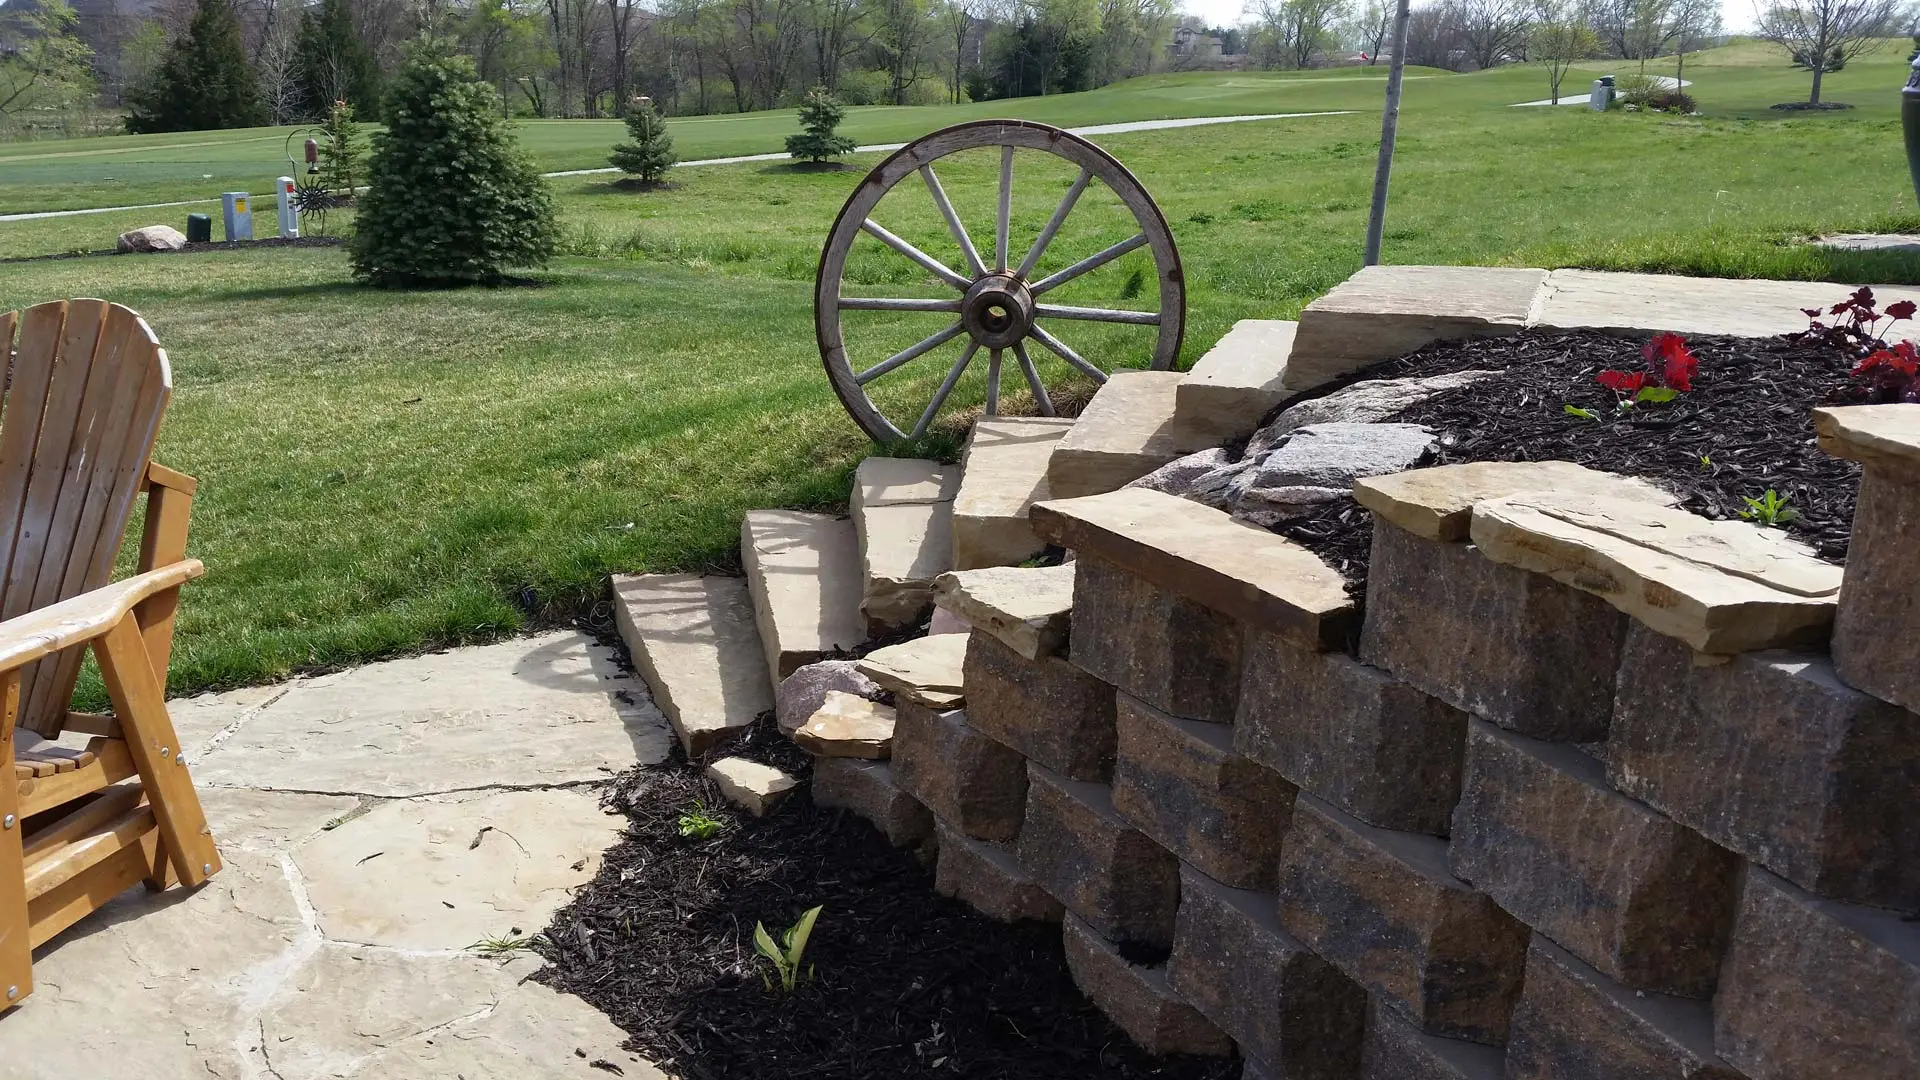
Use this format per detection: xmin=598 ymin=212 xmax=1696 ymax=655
xmin=816 ymin=120 xmax=1186 ymax=443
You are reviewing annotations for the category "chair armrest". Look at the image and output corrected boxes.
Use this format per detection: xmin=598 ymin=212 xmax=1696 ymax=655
xmin=145 ymin=461 xmax=197 ymax=496
xmin=0 ymin=562 xmax=204 ymax=675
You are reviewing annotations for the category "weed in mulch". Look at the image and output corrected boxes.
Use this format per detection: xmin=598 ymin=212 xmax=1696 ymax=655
xmin=535 ymin=744 xmax=1238 ymax=1080
xmin=1279 ymin=328 xmax=1863 ymax=602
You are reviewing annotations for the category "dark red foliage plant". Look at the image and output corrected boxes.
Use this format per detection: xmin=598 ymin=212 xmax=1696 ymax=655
xmin=1594 ymin=331 xmax=1697 ymax=407
xmin=1806 ymin=288 xmax=1920 ymax=404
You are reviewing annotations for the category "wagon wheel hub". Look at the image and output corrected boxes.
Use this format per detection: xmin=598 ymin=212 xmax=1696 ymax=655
xmin=962 ymin=274 xmax=1035 ymax=349
xmin=814 ymin=120 xmax=1187 ymax=444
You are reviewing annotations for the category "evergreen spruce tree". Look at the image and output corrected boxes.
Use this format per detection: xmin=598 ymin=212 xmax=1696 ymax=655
xmin=784 ymin=87 xmax=856 ymax=164
xmin=608 ymin=96 xmax=676 ymax=183
xmin=316 ymin=100 xmax=367 ymax=199
xmin=124 ymin=0 xmax=266 ymax=133
xmin=293 ymin=0 xmax=381 ymax=118
xmin=350 ymin=48 xmax=557 ymax=287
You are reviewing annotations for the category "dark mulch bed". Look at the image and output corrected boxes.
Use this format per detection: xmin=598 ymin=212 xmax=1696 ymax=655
xmin=536 ymin=729 xmax=1236 ymax=1080
xmin=1275 ymin=328 xmax=1863 ymax=601
xmin=1 ymin=234 xmax=345 ymax=264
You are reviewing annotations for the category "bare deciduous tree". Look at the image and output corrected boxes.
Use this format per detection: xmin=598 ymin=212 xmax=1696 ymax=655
xmin=1530 ymin=0 xmax=1595 ymax=101
xmin=1250 ymin=0 xmax=1353 ymax=69
xmin=1755 ymin=0 xmax=1896 ymax=102
xmin=1454 ymin=0 xmax=1532 ymax=68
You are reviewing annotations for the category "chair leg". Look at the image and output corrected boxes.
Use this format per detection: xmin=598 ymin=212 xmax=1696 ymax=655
xmin=0 ymin=673 xmax=35 ymax=1010
xmin=93 ymin=615 xmax=219 ymax=890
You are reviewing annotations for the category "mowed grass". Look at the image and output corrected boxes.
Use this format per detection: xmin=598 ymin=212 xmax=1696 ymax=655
xmin=2 ymin=46 xmax=1920 ymax=697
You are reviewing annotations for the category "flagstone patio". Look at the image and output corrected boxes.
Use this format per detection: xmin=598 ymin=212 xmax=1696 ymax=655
xmin=0 ymin=631 xmax=672 ymax=1080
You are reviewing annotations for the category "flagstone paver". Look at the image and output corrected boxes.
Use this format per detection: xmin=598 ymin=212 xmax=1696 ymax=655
xmin=0 ymin=629 xmax=673 ymax=1080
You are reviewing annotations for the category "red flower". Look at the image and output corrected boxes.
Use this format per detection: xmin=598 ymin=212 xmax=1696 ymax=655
xmin=1597 ymin=369 xmax=1650 ymax=393
xmin=1851 ymin=286 xmax=1876 ymax=310
xmin=1888 ymin=300 xmax=1917 ymax=321
xmin=1856 ymin=347 xmax=1920 ymax=378
xmin=1801 ymin=307 xmax=1825 ymax=319
xmin=1640 ymin=332 xmax=1698 ymax=391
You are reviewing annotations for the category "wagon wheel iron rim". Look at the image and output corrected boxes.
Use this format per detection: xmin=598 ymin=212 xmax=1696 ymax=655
xmin=815 ymin=120 xmax=1186 ymax=444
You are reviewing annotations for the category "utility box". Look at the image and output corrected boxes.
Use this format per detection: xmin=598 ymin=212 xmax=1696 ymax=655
xmin=275 ymin=176 xmax=299 ymax=239
xmin=185 ymin=214 xmax=212 ymax=243
xmin=221 ymin=192 xmax=254 ymax=242
xmin=1589 ymin=75 xmax=1615 ymax=111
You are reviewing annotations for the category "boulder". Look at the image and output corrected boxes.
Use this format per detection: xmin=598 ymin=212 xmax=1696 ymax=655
xmin=117 ymin=225 xmax=188 ymax=253
xmin=1133 ymin=423 xmax=1435 ymax=526
xmin=1257 ymin=370 xmax=1499 ymax=440
xmin=774 ymin=660 xmax=882 ymax=735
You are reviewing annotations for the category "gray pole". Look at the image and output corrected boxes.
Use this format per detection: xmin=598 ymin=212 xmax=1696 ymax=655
xmin=1364 ymin=0 xmax=1414 ymax=266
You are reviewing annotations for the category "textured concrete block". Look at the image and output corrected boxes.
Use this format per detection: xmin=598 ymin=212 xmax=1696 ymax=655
xmin=1061 ymin=913 xmax=1233 ymax=1057
xmin=1359 ymin=1001 xmax=1505 ymax=1080
xmin=810 ymin=757 xmax=933 ymax=847
xmin=1111 ymin=692 xmax=1294 ymax=889
xmin=1450 ymin=721 xmax=1742 ymax=998
xmin=1506 ymin=936 xmax=1745 ymax=1080
xmin=963 ymin=630 xmax=1116 ymax=781
xmin=1360 ymin=521 xmax=1626 ymax=742
xmin=889 ymin=702 xmax=1027 ymax=841
xmin=1016 ymin=763 xmax=1180 ymax=950
xmin=932 ymin=823 xmax=1062 ymax=924
xmin=1610 ymin=624 xmax=1920 ymax=910
xmin=1070 ymin=554 xmax=1243 ymax=723
xmin=1832 ymin=465 xmax=1920 ymax=712
xmin=1167 ymin=864 xmax=1368 ymax=1079
xmin=1279 ymin=795 xmax=1528 ymax=1045
xmin=1236 ymin=629 xmax=1467 ymax=836
xmin=1714 ymin=869 xmax=1920 ymax=1080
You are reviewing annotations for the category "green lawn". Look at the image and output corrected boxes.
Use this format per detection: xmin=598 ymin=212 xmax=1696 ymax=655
xmin=2 ymin=45 xmax=1919 ymax=698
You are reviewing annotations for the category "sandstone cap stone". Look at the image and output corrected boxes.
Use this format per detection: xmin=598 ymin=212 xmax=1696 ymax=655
xmin=1173 ymin=319 xmax=1300 ymax=442
xmin=1354 ymin=461 xmax=1676 ymax=542
xmin=1471 ymin=491 xmax=1841 ymax=653
xmin=1814 ymin=403 xmax=1920 ymax=468
xmin=852 ymin=457 xmax=959 ymax=634
xmin=794 ymin=690 xmax=896 ymax=759
xmin=1284 ymin=265 xmax=1547 ymax=391
xmin=741 ymin=509 xmax=867 ymax=681
xmin=1047 ymin=371 xmax=1219 ymax=500
xmin=952 ymin=416 xmax=1075 ymax=570
xmin=1031 ymin=487 xmax=1353 ymax=651
xmin=706 ymin=756 xmax=798 ymax=816
xmin=613 ymin=573 xmax=773 ymax=755
xmin=932 ymin=562 xmax=1074 ymax=659
xmin=856 ymin=633 xmax=967 ymax=709
xmin=1533 ymin=269 xmax=1920 ymax=340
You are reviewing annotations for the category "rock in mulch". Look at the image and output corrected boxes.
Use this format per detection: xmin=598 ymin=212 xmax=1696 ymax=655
xmin=793 ymin=691 xmax=895 ymax=759
xmin=706 ymin=756 xmax=798 ymax=816
xmin=1257 ymin=370 xmax=1498 ymax=438
xmin=775 ymin=659 xmax=882 ymax=735
xmin=1133 ymin=421 xmax=1436 ymax=526
xmin=116 ymin=225 xmax=187 ymax=253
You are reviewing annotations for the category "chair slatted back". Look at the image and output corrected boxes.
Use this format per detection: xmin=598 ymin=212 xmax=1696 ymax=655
xmin=0 ymin=300 xmax=172 ymax=737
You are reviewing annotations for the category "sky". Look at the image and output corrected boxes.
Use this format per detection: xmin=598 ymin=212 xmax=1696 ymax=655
xmin=1177 ymin=0 xmax=1754 ymax=37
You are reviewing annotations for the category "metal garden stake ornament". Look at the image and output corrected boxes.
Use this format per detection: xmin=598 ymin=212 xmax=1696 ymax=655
xmin=815 ymin=121 xmax=1186 ymax=443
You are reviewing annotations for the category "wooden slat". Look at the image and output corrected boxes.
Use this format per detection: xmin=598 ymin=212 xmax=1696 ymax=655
xmin=0 ymin=673 xmax=32 ymax=1006
xmin=26 ymin=823 xmax=161 ymax=949
xmin=3 ymin=299 xmax=106 ymax=623
xmin=145 ymin=460 xmax=195 ymax=495
xmin=93 ymin=615 xmax=217 ymax=888
xmin=31 ymin=310 xmax=170 ymax=733
xmin=60 ymin=712 xmax=119 ymax=738
xmin=17 ymin=737 xmax=132 ymax=819
xmin=21 ymin=782 xmax=142 ymax=864
xmin=0 ymin=303 xmax=67 ymax=613
xmin=0 ymin=560 xmax=202 ymax=675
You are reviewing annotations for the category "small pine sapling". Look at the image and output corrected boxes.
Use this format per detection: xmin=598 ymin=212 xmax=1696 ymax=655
xmin=785 ymin=87 xmax=856 ymax=165
xmin=316 ymin=100 xmax=367 ymax=202
xmin=609 ymin=96 xmax=677 ymax=184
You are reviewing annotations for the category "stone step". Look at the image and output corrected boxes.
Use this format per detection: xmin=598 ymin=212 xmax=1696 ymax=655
xmin=1172 ymin=320 xmax=1299 ymax=441
xmin=933 ymin=562 xmax=1074 ymax=660
xmin=951 ymin=416 xmax=1075 ymax=570
xmin=851 ymin=457 xmax=959 ymax=635
xmin=610 ymin=573 xmax=774 ymax=756
xmin=741 ymin=509 xmax=867 ymax=683
xmin=1047 ymin=371 xmax=1220 ymax=501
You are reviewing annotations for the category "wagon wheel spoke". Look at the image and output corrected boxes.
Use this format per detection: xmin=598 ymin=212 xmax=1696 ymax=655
xmin=857 ymin=322 xmax=966 ymax=385
xmin=1017 ymin=167 xmax=1093 ymax=280
xmin=840 ymin=297 xmax=965 ymax=313
xmin=1012 ymin=341 xmax=1055 ymax=416
xmin=985 ymin=347 xmax=1003 ymax=414
xmin=1032 ymin=303 xmax=1161 ymax=325
xmin=1028 ymin=233 xmax=1150 ymax=296
xmin=920 ymin=164 xmax=986 ymax=278
xmin=911 ymin=340 xmax=981 ymax=438
xmin=860 ymin=219 xmax=971 ymax=291
xmin=995 ymin=145 xmax=1014 ymax=273
xmin=1028 ymin=324 xmax=1108 ymax=384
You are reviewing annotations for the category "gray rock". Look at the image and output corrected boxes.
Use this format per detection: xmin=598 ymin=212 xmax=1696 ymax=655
xmin=1129 ymin=447 xmax=1243 ymax=510
xmin=1260 ymin=370 xmax=1498 ymax=440
xmin=1234 ymin=423 xmax=1436 ymax=522
xmin=775 ymin=659 xmax=883 ymax=734
xmin=117 ymin=224 xmax=188 ymax=253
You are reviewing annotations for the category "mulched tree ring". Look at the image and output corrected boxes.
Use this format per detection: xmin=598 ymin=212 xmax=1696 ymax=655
xmin=1276 ymin=328 xmax=1864 ymax=602
xmin=537 ymin=726 xmax=1238 ymax=1080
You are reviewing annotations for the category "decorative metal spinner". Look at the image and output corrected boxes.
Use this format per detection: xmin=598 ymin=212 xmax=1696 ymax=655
xmin=815 ymin=120 xmax=1186 ymax=443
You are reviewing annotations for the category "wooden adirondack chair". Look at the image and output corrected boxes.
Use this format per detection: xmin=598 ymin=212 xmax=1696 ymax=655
xmin=0 ymin=299 xmax=219 ymax=1012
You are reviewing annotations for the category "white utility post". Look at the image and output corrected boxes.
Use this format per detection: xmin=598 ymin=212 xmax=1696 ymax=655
xmin=276 ymin=177 xmax=299 ymax=239
xmin=1363 ymin=0 xmax=1414 ymax=267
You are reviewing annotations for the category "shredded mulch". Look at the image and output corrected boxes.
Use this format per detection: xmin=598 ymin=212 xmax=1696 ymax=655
xmin=536 ymin=731 xmax=1237 ymax=1080
xmin=1275 ymin=328 xmax=1864 ymax=602
xmin=0 ymin=235 xmax=345 ymax=263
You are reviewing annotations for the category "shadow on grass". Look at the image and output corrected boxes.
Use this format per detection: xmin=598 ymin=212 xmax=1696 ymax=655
xmin=754 ymin=161 xmax=853 ymax=175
